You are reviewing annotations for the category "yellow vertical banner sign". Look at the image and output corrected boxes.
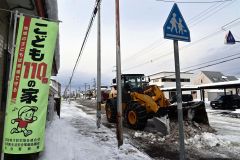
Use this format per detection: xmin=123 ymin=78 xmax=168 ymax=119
xmin=3 ymin=16 xmax=58 ymax=154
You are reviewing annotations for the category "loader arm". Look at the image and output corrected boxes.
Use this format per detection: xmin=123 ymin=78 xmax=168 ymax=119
xmin=131 ymin=85 xmax=170 ymax=113
xmin=131 ymin=92 xmax=159 ymax=113
xmin=144 ymin=85 xmax=170 ymax=108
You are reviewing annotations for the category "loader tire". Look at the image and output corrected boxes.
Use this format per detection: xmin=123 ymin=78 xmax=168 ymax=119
xmin=125 ymin=102 xmax=147 ymax=130
xmin=105 ymin=99 xmax=117 ymax=123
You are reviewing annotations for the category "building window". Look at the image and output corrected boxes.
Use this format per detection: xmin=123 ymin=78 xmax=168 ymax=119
xmin=161 ymin=78 xmax=190 ymax=82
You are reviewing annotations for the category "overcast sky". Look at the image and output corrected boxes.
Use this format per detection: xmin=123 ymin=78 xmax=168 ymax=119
xmin=56 ymin=0 xmax=240 ymax=90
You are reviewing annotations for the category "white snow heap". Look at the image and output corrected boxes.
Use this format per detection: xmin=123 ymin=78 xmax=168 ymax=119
xmin=187 ymin=132 xmax=231 ymax=148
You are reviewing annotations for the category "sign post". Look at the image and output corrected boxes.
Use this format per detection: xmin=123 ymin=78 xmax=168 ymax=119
xmin=163 ymin=3 xmax=190 ymax=160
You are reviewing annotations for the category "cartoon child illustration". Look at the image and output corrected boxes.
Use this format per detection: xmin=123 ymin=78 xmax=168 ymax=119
xmin=10 ymin=106 xmax=38 ymax=137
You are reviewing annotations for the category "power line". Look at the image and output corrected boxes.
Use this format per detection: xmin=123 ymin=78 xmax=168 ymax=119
xmin=156 ymin=0 xmax=232 ymax=3
xmin=123 ymin=17 xmax=240 ymax=72
xmin=64 ymin=0 xmax=102 ymax=95
xmin=188 ymin=3 xmax=220 ymax=23
xmin=182 ymin=52 xmax=240 ymax=70
xmin=123 ymin=30 xmax=222 ymax=71
xmin=185 ymin=55 xmax=240 ymax=72
xmin=122 ymin=0 xmax=234 ymax=65
xmin=222 ymin=17 xmax=240 ymax=30
xmin=147 ymin=52 xmax=240 ymax=79
xmin=189 ymin=0 xmax=236 ymax=27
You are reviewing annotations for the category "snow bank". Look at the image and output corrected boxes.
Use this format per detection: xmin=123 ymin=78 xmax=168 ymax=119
xmin=134 ymin=131 xmax=165 ymax=143
xmin=233 ymin=109 xmax=240 ymax=113
xmin=186 ymin=132 xmax=231 ymax=148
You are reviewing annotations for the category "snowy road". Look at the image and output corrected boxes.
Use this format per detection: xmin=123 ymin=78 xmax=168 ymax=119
xmin=39 ymin=101 xmax=151 ymax=160
xmin=39 ymin=100 xmax=240 ymax=160
xmin=207 ymin=108 xmax=240 ymax=138
xmin=73 ymin=99 xmax=240 ymax=160
xmin=206 ymin=108 xmax=240 ymax=156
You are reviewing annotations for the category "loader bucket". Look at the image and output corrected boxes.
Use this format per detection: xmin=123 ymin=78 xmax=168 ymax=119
xmin=167 ymin=101 xmax=209 ymax=125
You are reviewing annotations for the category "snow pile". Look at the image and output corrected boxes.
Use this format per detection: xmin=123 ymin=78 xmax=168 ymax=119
xmin=186 ymin=132 xmax=231 ymax=148
xmin=233 ymin=109 xmax=240 ymax=114
xmin=133 ymin=131 xmax=165 ymax=143
xmin=165 ymin=121 xmax=215 ymax=143
xmin=39 ymin=101 xmax=151 ymax=160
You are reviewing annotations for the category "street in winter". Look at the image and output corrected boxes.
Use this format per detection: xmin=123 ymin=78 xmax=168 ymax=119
xmin=38 ymin=99 xmax=240 ymax=160
xmin=39 ymin=101 xmax=151 ymax=160
xmin=0 ymin=0 xmax=240 ymax=160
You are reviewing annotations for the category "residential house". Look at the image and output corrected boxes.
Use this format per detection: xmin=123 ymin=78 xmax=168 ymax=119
xmin=193 ymin=71 xmax=238 ymax=100
xmin=148 ymin=71 xmax=194 ymax=99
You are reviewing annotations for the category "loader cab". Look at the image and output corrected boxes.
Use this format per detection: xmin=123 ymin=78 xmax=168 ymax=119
xmin=111 ymin=74 xmax=147 ymax=101
xmin=112 ymin=74 xmax=147 ymax=90
xmin=123 ymin=74 xmax=145 ymax=90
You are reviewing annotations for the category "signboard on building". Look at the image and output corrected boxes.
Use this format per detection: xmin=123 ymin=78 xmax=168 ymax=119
xmin=3 ymin=16 xmax=58 ymax=154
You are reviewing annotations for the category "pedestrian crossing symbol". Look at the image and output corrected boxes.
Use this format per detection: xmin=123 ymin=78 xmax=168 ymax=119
xmin=163 ymin=3 xmax=190 ymax=42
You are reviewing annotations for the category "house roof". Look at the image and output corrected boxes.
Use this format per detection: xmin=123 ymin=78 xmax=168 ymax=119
xmin=148 ymin=71 xmax=193 ymax=77
xmin=202 ymin=71 xmax=237 ymax=83
xmin=226 ymin=76 xmax=238 ymax=81
xmin=162 ymin=80 xmax=240 ymax=91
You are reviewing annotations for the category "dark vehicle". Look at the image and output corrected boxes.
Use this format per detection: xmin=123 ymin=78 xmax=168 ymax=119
xmin=170 ymin=94 xmax=193 ymax=104
xmin=210 ymin=95 xmax=240 ymax=109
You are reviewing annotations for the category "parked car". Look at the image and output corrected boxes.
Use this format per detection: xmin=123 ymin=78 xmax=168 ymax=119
xmin=210 ymin=94 xmax=240 ymax=109
xmin=170 ymin=94 xmax=193 ymax=104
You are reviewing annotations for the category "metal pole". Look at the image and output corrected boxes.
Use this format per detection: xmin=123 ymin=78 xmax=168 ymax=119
xmin=115 ymin=0 xmax=123 ymax=147
xmin=8 ymin=10 xmax=18 ymax=81
xmin=173 ymin=40 xmax=185 ymax=160
xmin=85 ymin=83 xmax=87 ymax=99
xmin=96 ymin=3 xmax=102 ymax=128
xmin=69 ymin=80 xmax=71 ymax=103
xmin=1 ymin=11 xmax=18 ymax=160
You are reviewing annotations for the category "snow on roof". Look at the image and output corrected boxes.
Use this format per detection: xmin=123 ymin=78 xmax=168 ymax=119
xmin=201 ymin=71 xmax=238 ymax=83
xmin=161 ymin=85 xmax=198 ymax=91
xmin=161 ymin=80 xmax=240 ymax=91
xmin=207 ymin=89 xmax=226 ymax=93
xmin=198 ymin=80 xmax=240 ymax=87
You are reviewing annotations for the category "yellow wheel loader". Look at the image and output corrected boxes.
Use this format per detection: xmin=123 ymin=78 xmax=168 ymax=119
xmin=105 ymin=74 xmax=209 ymax=130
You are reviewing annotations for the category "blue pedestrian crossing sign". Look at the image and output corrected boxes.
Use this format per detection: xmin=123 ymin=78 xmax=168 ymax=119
xmin=163 ymin=3 xmax=190 ymax=42
xmin=225 ymin=30 xmax=236 ymax=44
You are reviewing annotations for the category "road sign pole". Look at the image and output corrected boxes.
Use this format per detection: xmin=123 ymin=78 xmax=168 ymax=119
xmin=173 ymin=40 xmax=185 ymax=160
xmin=96 ymin=2 xmax=102 ymax=129
xmin=115 ymin=0 xmax=123 ymax=147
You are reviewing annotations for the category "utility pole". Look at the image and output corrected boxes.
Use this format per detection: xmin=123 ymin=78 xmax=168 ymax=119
xmin=69 ymin=80 xmax=72 ymax=103
xmin=96 ymin=1 xmax=102 ymax=129
xmin=93 ymin=78 xmax=96 ymax=99
xmin=115 ymin=0 xmax=123 ymax=147
xmin=84 ymin=83 xmax=87 ymax=99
